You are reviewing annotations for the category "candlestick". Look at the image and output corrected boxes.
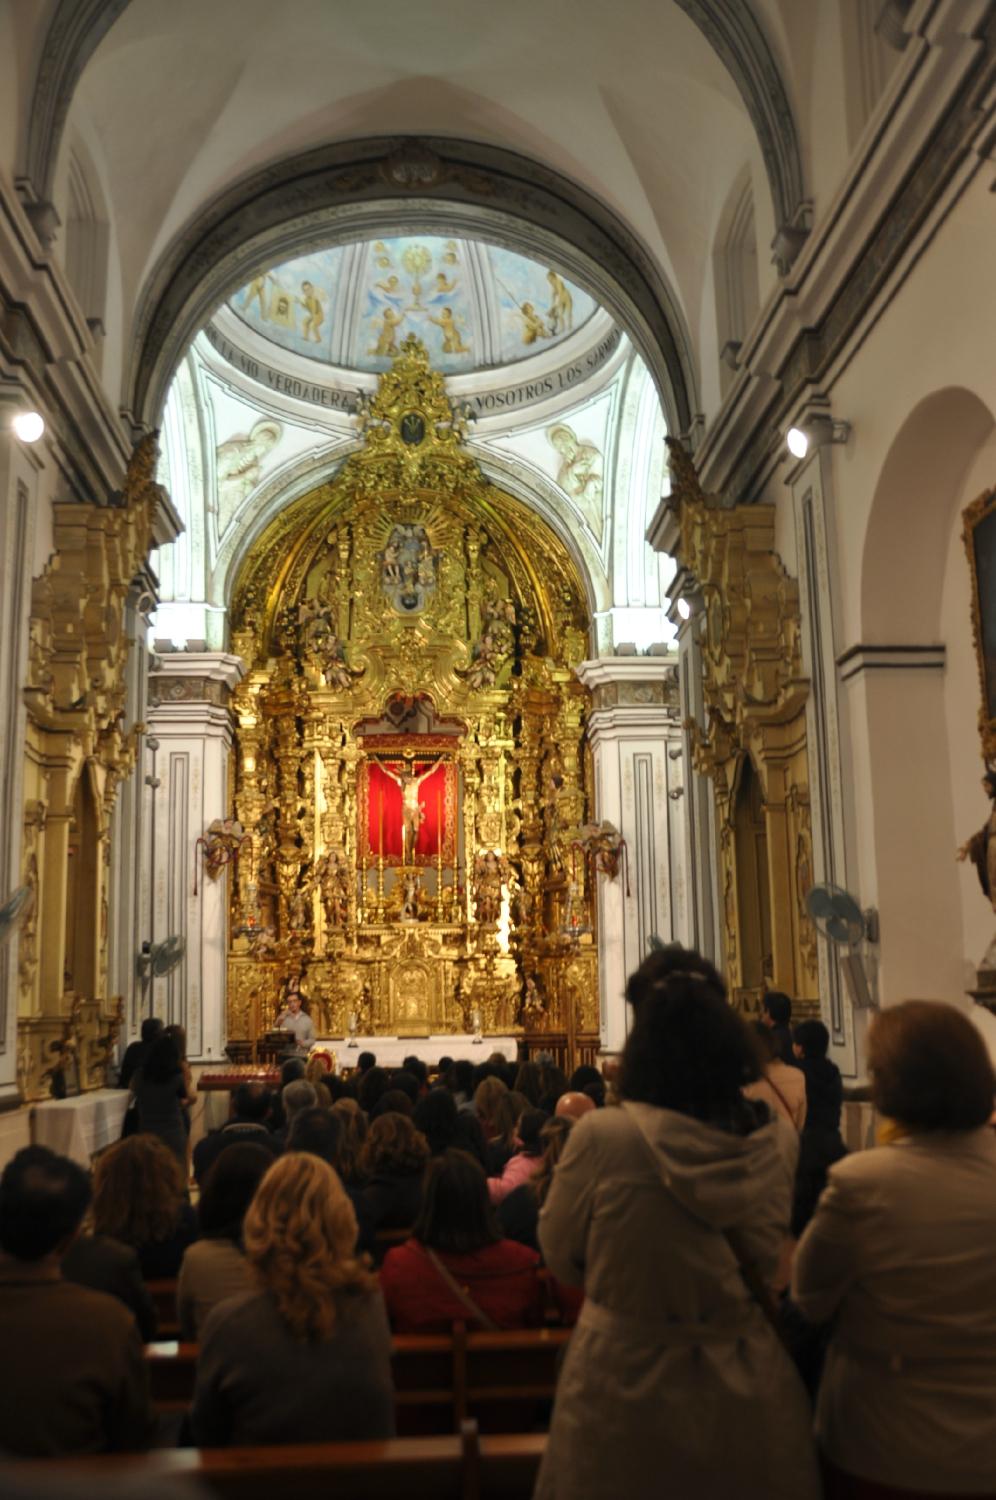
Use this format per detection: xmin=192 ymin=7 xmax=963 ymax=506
xmin=378 ymin=787 xmax=383 ymax=858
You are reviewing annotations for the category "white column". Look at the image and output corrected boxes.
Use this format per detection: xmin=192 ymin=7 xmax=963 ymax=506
xmin=145 ymin=653 xmax=244 ymax=1062
xmin=577 ymin=657 xmax=685 ymax=1056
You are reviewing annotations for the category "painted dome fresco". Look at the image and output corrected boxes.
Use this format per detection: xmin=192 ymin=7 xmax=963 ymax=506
xmin=228 ymin=235 xmax=598 ymax=375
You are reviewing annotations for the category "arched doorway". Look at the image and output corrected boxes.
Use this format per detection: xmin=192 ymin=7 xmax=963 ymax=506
xmin=223 ymin=338 xmax=600 ymax=1061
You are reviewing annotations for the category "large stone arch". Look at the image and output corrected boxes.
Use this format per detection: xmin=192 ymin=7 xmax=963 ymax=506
xmin=124 ymin=136 xmax=700 ymax=437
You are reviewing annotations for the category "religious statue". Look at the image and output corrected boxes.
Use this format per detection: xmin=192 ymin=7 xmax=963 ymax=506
xmin=571 ymin=820 xmax=626 ymax=881
xmin=196 ymin=818 xmax=246 ymax=890
xmin=380 ymin=758 xmax=442 ymax=863
xmin=473 ymin=849 xmax=509 ymax=924
xmin=379 ymin=523 xmax=438 ymax=614
xmin=298 ymin=599 xmax=363 ymax=690
xmin=314 ymin=848 xmax=350 ymax=928
xmin=400 ymin=870 xmax=420 ymax=922
xmin=957 ymin=768 xmax=996 ymax=913
xmin=456 ymin=585 xmax=516 ymax=691
xmin=288 ymin=883 xmax=311 ymax=931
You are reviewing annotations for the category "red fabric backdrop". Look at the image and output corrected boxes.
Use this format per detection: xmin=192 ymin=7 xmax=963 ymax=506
xmin=365 ymin=759 xmax=450 ymax=862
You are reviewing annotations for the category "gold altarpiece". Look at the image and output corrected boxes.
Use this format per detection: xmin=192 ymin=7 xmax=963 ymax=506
xmin=225 ymin=338 xmax=598 ymax=1048
xmin=665 ymin=438 xmax=819 ymax=1016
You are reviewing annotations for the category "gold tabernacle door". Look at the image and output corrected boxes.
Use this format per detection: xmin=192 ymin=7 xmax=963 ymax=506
xmin=225 ymin=337 xmax=599 ymax=1055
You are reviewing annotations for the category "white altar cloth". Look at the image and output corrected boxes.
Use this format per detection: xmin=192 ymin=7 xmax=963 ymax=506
xmin=324 ymin=1035 xmax=519 ymax=1069
xmin=31 ymin=1088 xmax=130 ymax=1165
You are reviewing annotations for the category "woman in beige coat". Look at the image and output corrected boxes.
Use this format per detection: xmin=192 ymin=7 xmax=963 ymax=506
xmin=536 ymin=946 xmax=819 ymax=1500
xmin=793 ymin=1000 xmax=996 ymax=1498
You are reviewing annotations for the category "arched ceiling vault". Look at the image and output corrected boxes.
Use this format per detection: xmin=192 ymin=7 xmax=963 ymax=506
xmin=21 ymin=0 xmax=806 ymax=249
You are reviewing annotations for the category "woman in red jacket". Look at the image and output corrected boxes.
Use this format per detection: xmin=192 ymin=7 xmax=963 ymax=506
xmin=379 ymin=1148 xmax=542 ymax=1332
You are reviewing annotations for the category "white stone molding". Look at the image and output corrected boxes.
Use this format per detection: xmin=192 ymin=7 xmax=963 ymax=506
xmin=145 ymin=653 xmax=245 ymax=1060
xmin=576 ymin=657 xmax=686 ymax=1055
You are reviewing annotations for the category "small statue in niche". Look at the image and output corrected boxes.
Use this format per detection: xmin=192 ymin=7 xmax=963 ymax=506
xmin=196 ymin=818 xmax=246 ymax=889
xmin=521 ymin=974 xmax=545 ymax=1025
xmin=314 ymin=848 xmax=350 ymax=928
xmin=400 ymin=870 xmax=420 ymax=923
xmin=456 ymin=584 xmax=516 ymax=691
xmin=473 ymin=849 xmax=509 ymax=925
xmin=288 ymin=884 xmax=311 ymax=931
xmin=298 ymin=599 xmax=363 ymax=691
xmin=380 ymin=523 xmax=438 ymax=613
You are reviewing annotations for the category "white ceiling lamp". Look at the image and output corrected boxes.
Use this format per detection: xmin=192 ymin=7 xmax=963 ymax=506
xmin=786 ymin=414 xmax=850 ymax=460
xmin=11 ymin=410 xmax=45 ymax=444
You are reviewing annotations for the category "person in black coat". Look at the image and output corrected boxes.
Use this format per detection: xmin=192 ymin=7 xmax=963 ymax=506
xmin=790 ymin=1020 xmax=847 ymax=1237
xmin=118 ymin=1017 xmax=164 ymax=1090
xmin=193 ymin=1082 xmax=282 ymax=1187
xmin=61 ymin=1231 xmax=158 ymax=1339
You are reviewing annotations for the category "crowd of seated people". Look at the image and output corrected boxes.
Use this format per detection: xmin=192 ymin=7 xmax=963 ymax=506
xmin=2 ymin=973 xmax=996 ymax=1500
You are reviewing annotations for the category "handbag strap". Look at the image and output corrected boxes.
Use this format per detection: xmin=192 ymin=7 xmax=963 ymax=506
xmin=764 ymin=1070 xmax=799 ymax=1131
xmin=421 ymin=1245 xmax=499 ymax=1332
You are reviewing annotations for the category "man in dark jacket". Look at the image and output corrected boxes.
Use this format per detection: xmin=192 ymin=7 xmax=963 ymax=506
xmin=193 ymin=1082 xmax=282 ymax=1186
xmin=0 ymin=1147 xmax=151 ymax=1456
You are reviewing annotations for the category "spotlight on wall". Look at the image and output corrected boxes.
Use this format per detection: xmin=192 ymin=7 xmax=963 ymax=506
xmin=10 ymin=410 xmax=45 ymax=444
xmin=676 ymin=598 xmax=691 ymax=621
xmin=786 ymin=415 xmax=850 ymax=460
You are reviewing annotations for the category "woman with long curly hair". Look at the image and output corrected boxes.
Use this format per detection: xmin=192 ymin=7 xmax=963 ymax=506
xmin=92 ymin=1134 xmax=197 ymax=1279
xmin=191 ymin=1153 xmax=394 ymax=1447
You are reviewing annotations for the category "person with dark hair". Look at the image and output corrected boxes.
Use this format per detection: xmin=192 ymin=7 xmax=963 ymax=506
xmin=266 ymin=1057 xmax=307 ymax=1134
xmin=371 ymin=1087 xmax=415 ymax=1119
xmin=129 ymin=1033 xmax=190 ymax=1173
xmin=331 ymin=1099 xmax=369 ymax=1187
xmin=447 ymin=1058 xmax=475 ymax=1108
xmin=761 ymin=989 xmax=796 ymax=1065
xmin=435 ymin=1055 xmax=453 ymax=1077
xmin=118 ymin=1016 xmax=164 ymax=1090
xmin=535 ymin=944 xmax=819 ymax=1500
xmin=287 ymin=1106 xmax=341 ymax=1165
xmin=356 ymin=1112 xmax=430 ymax=1250
xmin=793 ymin=1001 xmax=996 ymax=1498
xmin=537 ymin=1060 xmax=569 ymax=1114
xmin=582 ymin=1078 xmax=606 ymax=1109
xmin=177 ymin=1143 xmax=272 ymax=1339
xmin=0 ymin=1146 xmax=151 ymax=1456
xmin=744 ymin=1020 xmax=807 ymax=1130
xmin=451 ymin=1107 xmax=490 ymax=1171
xmin=498 ymin=1115 xmax=574 ymax=1249
xmin=413 ymin=1086 xmax=459 ymax=1155
xmin=485 ymin=1089 xmax=529 ymax=1175
xmin=379 ymin=1149 xmax=542 ymax=1332
xmin=513 ymin=1060 xmax=544 ymax=1105
xmin=792 ymin=1020 xmax=843 ymax=1133
xmin=401 ymin=1056 xmax=429 ymax=1092
xmin=356 ymin=1050 xmax=377 ymax=1074
xmin=387 ymin=1068 xmax=420 ymax=1105
xmin=568 ymin=1063 xmax=601 ymax=1093
xmin=358 ymin=1064 xmax=390 ymax=1116
xmin=488 ymin=1106 xmax=547 ymax=1202
xmin=193 ymin=1081 xmax=281 ymax=1186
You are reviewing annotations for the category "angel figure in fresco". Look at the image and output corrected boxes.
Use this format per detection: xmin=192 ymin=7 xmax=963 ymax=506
xmin=546 ymin=270 xmax=574 ymax=335
xmin=428 ymin=306 xmax=471 ymax=355
xmin=216 ymin=419 xmax=283 ymax=513
xmin=298 ymin=280 xmax=327 ymax=344
xmin=369 ymin=305 xmax=404 ymax=357
xmin=243 ymin=273 xmax=273 ymax=319
xmin=433 ymin=271 xmax=458 ymax=295
xmin=516 ymin=301 xmax=550 ymax=345
xmin=380 ymin=759 xmax=443 ymax=863
xmin=375 ymin=275 xmax=401 ymax=296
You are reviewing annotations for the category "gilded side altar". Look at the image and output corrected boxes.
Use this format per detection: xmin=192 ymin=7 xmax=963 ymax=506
xmin=225 ymin=338 xmax=598 ymax=1047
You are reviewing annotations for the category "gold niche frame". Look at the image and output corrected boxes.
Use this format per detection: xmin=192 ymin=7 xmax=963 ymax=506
xmin=963 ymin=484 xmax=996 ymax=764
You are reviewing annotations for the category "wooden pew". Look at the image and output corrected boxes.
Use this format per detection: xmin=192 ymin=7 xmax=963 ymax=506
xmin=146 ymin=1277 xmax=180 ymax=1338
xmin=6 ymin=1421 xmax=546 ymax=1500
xmin=146 ymin=1326 xmax=572 ymax=1434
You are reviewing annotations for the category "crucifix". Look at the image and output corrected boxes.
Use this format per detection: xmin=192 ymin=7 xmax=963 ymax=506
xmin=379 ymin=757 xmax=442 ymax=863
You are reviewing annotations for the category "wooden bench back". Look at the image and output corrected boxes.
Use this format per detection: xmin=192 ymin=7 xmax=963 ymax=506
xmin=7 ymin=1421 xmax=546 ymax=1500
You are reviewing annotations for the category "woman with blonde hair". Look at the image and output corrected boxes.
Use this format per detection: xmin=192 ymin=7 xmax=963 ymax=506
xmin=92 ymin=1133 xmax=197 ymax=1279
xmin=192 ymin=1153 xmax=394 ymax=1446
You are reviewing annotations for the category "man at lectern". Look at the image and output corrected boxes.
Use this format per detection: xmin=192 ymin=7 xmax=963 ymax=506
xmin=275 ymin=982 xmax=315 ymax=1053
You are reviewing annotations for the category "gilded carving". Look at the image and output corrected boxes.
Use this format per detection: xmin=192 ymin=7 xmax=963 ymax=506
xmin=666 ymin=437 xmax=815 ymax=1010
xmin=225 ymin=339 xmax=597 ymax=1049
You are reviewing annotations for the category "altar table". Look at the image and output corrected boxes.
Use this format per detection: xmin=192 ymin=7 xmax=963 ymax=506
xmin=31 ymin=1088 xmax=130 ymax=1166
